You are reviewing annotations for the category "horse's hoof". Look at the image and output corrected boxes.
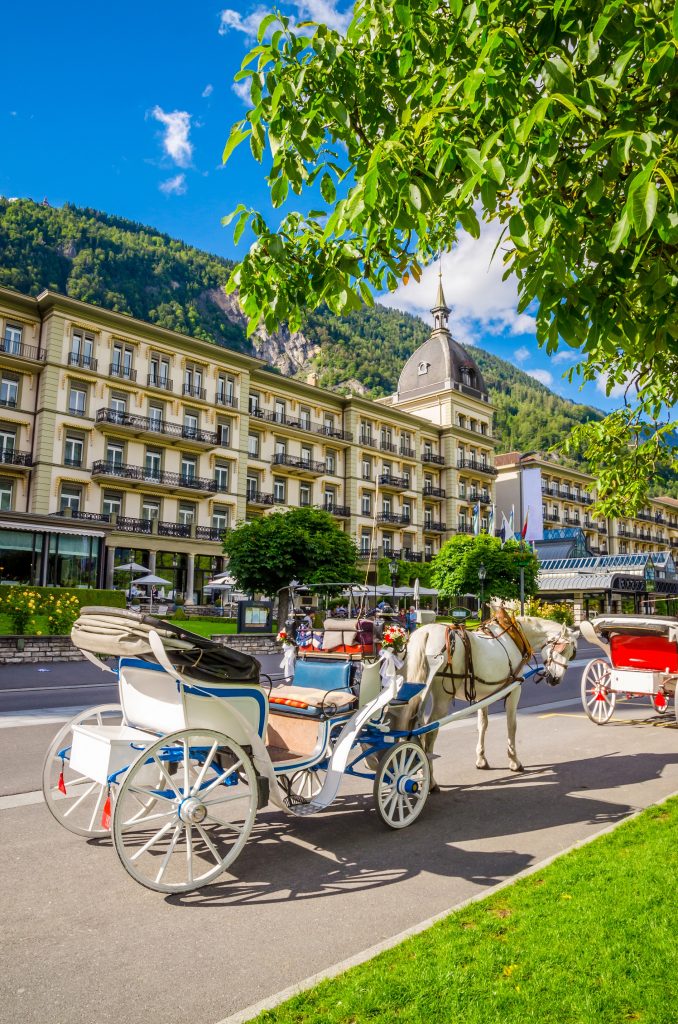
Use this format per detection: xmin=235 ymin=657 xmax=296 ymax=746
xmin=430 ymin=782 xmax=441 ymax=794
xmin=510 ymin=763 xmax=525 ymax=773
xmin=476 ymin=760 xmax=490 ymax=770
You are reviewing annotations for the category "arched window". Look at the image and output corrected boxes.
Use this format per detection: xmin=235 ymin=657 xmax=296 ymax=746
xmin=418 ymin=360 xmax=430 ymax=376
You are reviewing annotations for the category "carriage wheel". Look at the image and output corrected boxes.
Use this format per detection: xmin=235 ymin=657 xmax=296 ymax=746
xmin=42 ymin=704 xmax=156 ymax=838
xmin=286 ymin=767 xmax=326 ymax=804
xmin=581 ymin=659 xmax=616 ymax=724
xmin=373 ymin=741 xmax=430 ymax=830
xmin=113 ymin=729 xmax=258 ymax=893
xmin=650 ymin=690 xmax=669 ymax=715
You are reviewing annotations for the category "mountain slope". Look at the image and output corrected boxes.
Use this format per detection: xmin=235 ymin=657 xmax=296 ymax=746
xmin=0 ymin=197 xmax=604 ymax=459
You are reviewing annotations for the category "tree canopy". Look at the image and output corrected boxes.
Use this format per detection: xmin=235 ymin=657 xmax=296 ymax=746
xmin=223 ymin=0 xmax=678 ymax=515
xmin=430 ymin=534 xmax=540 ymax=603
xmin=222 ymin=507 xmax=360 ymax=623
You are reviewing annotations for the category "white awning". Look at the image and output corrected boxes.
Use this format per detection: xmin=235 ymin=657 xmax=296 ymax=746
xmin=0 ymin=520 xmax=106 ymax=539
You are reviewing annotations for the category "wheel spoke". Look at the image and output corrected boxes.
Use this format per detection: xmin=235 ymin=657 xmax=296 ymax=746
xmin=196 ymin=824 xmax=223 ymax=867
xmin=182 ymin=739 xmax=190 ymax=799
xmin=87 ymin=785 xmax=107 ymax=832
xmin=185 ymin=824 xmax=193 ymax=886
xmin=62 ymin=780 xmax=98 ymax=817
xmin=155 ymin=824 xmax=182 ymax=885
xmin=152 ymin=755 xmax=182 ymax=799
xmin=202 ymin=789 xmax=250 ymax=807
xmin=190 ymin=742 xmax=218 ymax=797
xmin=199 ymin=761 xmax=242 ymax=798
xmin=204 ymin=815 xmax=243 ymax=834
xmin=130 ymin=819 xmax=175 ymax=861
xmin=128 ymin=784 xmax=175 ymax=803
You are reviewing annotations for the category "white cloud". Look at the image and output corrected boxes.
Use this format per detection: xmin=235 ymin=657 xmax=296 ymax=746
xmin=232 ymin=79 xmax=254 ymax=107
xmin=514 ymin=346 xmax=530 ymax=363
xmin=159 ymin=173 xmax=187 ymax=196
xmin=219 ymin=0 xmax=352 ymax=40
xmin=150 ymin=106 xmax=193 ymax=167
xmin=526 ymin=369 xmax=554 ymax=387
xmin=552 ymin=350 xmax=580 ymax=365
xmin=596 ymin=371 xmax=631 ymax=399
xmin=202 ymin=84 xmax=214 ymax=98
xmin=379 ymin=217 xmax=536 ymax=343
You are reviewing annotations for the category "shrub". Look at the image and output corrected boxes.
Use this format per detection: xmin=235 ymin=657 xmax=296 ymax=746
xmin=0 ymin=589 xmax=40 ymax=634
xmin=44 ymin=593 xmax=81 ymax=635
xmin=526 ymin=598 xmax=575 ymax=627
xmin=0 ymin=586 xmax=125 ymax=635
xmin=172 ymin=607 xmax=188 ymax=621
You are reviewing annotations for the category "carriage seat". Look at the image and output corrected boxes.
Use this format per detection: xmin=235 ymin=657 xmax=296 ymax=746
xmin=269 ymin=659 xmax=357 ymax=717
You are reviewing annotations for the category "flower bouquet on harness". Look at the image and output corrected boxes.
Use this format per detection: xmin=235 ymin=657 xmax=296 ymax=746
xmin=379 ymin=624 xmax=408 ymax=692
xmin=276 ymin=628 xmax=298 ymax=678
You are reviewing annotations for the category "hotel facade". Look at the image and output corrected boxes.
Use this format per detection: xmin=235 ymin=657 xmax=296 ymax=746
xmin=0 ymin=280 xmax=496 ymax=600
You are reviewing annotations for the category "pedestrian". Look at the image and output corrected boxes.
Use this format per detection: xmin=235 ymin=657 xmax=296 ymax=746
xmin=406 ymin=605 xmax=417 ymax=633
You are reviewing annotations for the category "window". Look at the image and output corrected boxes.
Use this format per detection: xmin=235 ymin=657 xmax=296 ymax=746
xmin=273 ymin=477 xmax=286 ymax=503
xmin=110 ymin=393 xmax=126 ymax=416
xmin=360 ymin=422 xmax=373 ymax=444
xmin=214 ymin=463 xmax=229 ymax=492
xmin=382 ymin=461 xmax=392 ymax=476
xmin=112 ymin=343 xmax=134 ymax=378
xmin=249 ymin=392 xmax=260 ymax=415
xmin=3 ymin=323 xmax=23 ymax=354
xmin=361 ymin=492 xmax=372 ymax=515
xmin=299 ymin=484 xmax=311 ymax=507
xmin=301 ymin=445 xmax=312 ymax=464
xmin=382 ymin=533 xmax=393 ymax=554
xmin=68 ymin=384 xmax=87 ymax=416
xmin=402 ymin=502 xmax=411 ymax=521
xmin=326 ymin=450 xmax=336 ymax=474
xmin=324 ymin=487 xmax=336 ymax=508
xmin=212 ymin=507 xmax=229 ymax=532
xmin=183 ymin=366 xmax=203 ymax=397
xmin=423 ymin=441 xmax=433 ymax=457
xmin=106 ymin=443 xmax=124 ymax=469
xmin=246 ymin=475 xmax=258 ymax=498
xmin=149 ymin=355 xmax=171 ymax=387
xmin=181 ymin=456 xmax=196 ymax=481
xmin=299 ymin=406 xmax=311 ymax=430
xmin=360 ymin=530 xmax=371 ymax=552
xmin=418 ymin=361 xmax=430 ymax=375
xmin=456 ymin=479 xmax=464 ymax=497
xmin=71 ymin=329 xmax=94 ymax=367
xmin=183 ymin=412 xmax=198 ymax=438
xmin=362 ymin=457 xmax=372 ymax=480
xmin=145 ymin=450 xmax=162 ymax=480
xmin=274 ymin=398 xmax=286 ymax=423
xmin=0 ymin=478 xmax=13 ymax=510
xmin=382 ymin=497 xmax=392 ymax=515
xmin=64 ymin=434 xmax=83 ymax=467
xmin=178 ymin=503 xmax=196 ymax=525
xmin=148 ymin=403 xmax=164 ymax=430
xmin=102 ymin=492 xmax=122 ymax=516
xmin=0 ymin=376 xmax=18 ymax=408
xmin=323 ymin=413 xmax=335 ymax=434
xmin=425 ymin=508 xmax=433 ymax=527
xmin=275 ymin=439 xmax=287 ymax=458
xmin=59 ymin=485 xmax=82 ymax=512
xmin=381 ymin=428 xmax=392 ymax=446
xmin=424 ymin=541 xmax=433 ymax=558
xmin=217 ymin=421 xmax=231 ymax=447
xmin=142 ymin=499 xmax=160 ymax=521
xmin=217 ymin=374 xmax=235 ymax=405
xmin=248 ymin=433 xmax=260 ymax=457
xmin=0 ymin=428 xmax=15 ymax=454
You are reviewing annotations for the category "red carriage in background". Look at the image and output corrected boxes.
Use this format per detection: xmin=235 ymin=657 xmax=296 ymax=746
xmin=579 ymin=615 xmax=678 ymax=724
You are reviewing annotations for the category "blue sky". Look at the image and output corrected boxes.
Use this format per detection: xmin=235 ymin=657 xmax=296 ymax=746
xmin=1 ymin=0 xmax=620 ymax=412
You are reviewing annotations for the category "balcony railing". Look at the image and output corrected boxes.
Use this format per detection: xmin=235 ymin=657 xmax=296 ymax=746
xmin=400 ymin=446 xmax=417 ymax=459
xmin=272 ymin=453 xmax=326 ymax=474
xmin=68 ymin=352 xmax=98 ymax=371
xmin=543 ymin=512 xmax=560 ymax=522
xmin=216 ymin=393 xmax=239 ymax=410
xmin=195 ymin=525 xmax=228 ymax=541
xmin=0 ymin=397 xmax=18 ymax=409
xmin=400 ymin=549 xmax=423 ymax=562
xmin=183 ymin=383 xmax=207 ymax=400
xmin=0 ymin=339 xmax=45 ymax=361
xmin=318 ymin=503 xmax=351 ymax=517
xmin=424 ymin=521 xmax=446 ymax=532
xmin=423 ymin=486 xmax=446 ymax=498
xmin=457 ymin=458 xmax=497 ymax=475
xmin=380 ymin=441 xmax=398 ymax=454
xmin=0 ymin=449 xmax=32 ymax=467
xmin=377 ymin=512 xmax=411 ymax=525
xmin=422 ymin=452 xmax=444 ymax=465
xmin=318 ymin=425 xmax=353 ymax=441
xmin=96 ymin=408 xmax=218 ymax=446
xmin=147 ymin=374 xmax=174 ymax=391
xmin=378 ymin=473 xmax=410 ymax=489
xmin=468 ymin=491 xmax=491 ymax=504
xmin=92 ymin=461 xmax=217 ymax=492
xmin=109 ymin=364 xmax=137 ymax=381
xmin=359 ymin=434 xmax=380 ymax=449
xmin=246 ymin=490 xmax=275 ymax=505
xmin=358 ymin=547 xmax=379 ymax=560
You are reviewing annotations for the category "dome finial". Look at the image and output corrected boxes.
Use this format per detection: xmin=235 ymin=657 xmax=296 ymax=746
xmin=431 ymin=255 xmax=449 ymax=328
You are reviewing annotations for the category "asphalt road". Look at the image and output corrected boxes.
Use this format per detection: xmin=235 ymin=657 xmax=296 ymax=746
xmin=1 ymin=643 xmax=677 ymax=1024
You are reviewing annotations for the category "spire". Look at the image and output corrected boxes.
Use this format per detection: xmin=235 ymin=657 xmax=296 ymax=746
xmin=431 ymin=260 xmax=450 ymax=331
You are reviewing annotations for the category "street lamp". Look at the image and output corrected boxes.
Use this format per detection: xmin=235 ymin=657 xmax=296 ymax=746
xmin=478 ymin=562 xmax=487 ymax=620
xmin=388 ymin=558 xmax=399 ymax=613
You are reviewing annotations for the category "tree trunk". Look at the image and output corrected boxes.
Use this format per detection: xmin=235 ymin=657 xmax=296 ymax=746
xmin=277 ymin=588 xmax=290 ymax=631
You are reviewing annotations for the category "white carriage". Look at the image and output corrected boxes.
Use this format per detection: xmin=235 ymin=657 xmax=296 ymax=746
xmin=43 ymin=608 xmax=525 ymax=893
xmin=579 ymin=615 xmax=678 ymax=724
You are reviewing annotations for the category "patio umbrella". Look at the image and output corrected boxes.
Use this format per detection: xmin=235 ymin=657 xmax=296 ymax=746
xmin=114 ymin=562 xmax=149 ymax=573
xmin=132 ymin=574 xmax=173 ymax=587
xmin=413 ymin=577 xmax=420 ymax=610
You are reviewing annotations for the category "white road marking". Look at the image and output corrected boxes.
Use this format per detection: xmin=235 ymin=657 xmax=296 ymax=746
xmin=0 ymin=707 xmax=87 ymax=729
xmin=0 ymin=791 xmax=44 ymax=810
xmin=0 ymin=683 xmax=115 ymax=694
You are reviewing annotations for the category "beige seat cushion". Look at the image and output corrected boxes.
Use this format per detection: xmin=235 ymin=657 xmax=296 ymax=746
xmin=269 ymin=684 xmax=357 ymax=712
xmin=321 ymin=618 xmax=359 ymax=650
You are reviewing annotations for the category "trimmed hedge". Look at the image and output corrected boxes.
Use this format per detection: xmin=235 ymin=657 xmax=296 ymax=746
xmin=0 ymin=586 xmax=125 ymax=610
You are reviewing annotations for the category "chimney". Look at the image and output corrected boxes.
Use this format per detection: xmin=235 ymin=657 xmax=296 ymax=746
xmin=307 ymin=371 xmax=319 ymax=387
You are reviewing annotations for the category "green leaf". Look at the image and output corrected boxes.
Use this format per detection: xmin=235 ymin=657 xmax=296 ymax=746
xmin=257 ymin=12 xmax=278 ymax=42
xmin=409 ymin=182 xmax=422 ymax=210
xmin=320 ymin=173 xmax=336 ymax=204
xmin=631 ymin=180 xmax=659 ymax=236
xmin=222 ymin=127 xmax=250 ymax=165
xmin=486 ymin=156 xmax=505 ymax=185
xmin=585 ymin=174 xmax=604 ymax=204
xmin=608 ymin=211 xmax=630 ymax=252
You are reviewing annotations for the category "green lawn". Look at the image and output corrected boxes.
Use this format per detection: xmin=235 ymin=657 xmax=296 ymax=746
xmin=249 ymin=797 xmax=678 ymax=1024
xmin=166 ymin=618 xmax=240 ymax=637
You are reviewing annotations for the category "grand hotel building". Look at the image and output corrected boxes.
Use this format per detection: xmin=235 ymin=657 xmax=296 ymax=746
xmin=0 ymin=279 xmax=497 ymax=600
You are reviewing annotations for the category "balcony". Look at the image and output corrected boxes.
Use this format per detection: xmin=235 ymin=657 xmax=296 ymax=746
xmin=0 ymin=449 xmax=32 ymax=471
xmin=195 ymin=525 xmax=228 ymax=542
xmin=378 ymin=473 xmax=410 ymax=491
xmin=96 ymin=408 xmax=218 ymax=449
xmin=91 ymin=461 xmax=217 ymax=495
xmin=183 ymin=383 xmax=207 ymax=401
xmin=68 ymin=352 xmax=98 ymax=372
xmin=424 ymin=521 xmax=446 ymax=532
xmin=399 ymin=549 xmax=423 ymax=563
xmin=563 ymin=515 xmax=581 ymax=526
xmin=147 ymin=374 xmax=174 ymax=392
xmin=318 ymin=425 xmax=353 ymax=442
xmin=246 ymin=490 xmax=275 ymax=507
xmin=377 ymin=512 xmax=411 ymax=525
xmin=422 ymin=452 xmax=444 ymax=465
xmin=358 ymin=547 xmax=379 ymax=560
xmin=469 ymin=490 xmax=491 ymax=504
xmin=318 ymin=503 xmax=351 ymax=518
xmin=359 ymin=433 xmax=380 ymax=449
xmin=272 ymin=453 xmax=327 ymax=476
xmin=216 ymin=393 xmax=239 ymax=410
xmin=457 ymin=521 xmax=473 ymax=534
xmin=400 ymin=446 xmax=417 ymax=459
xmin=380 ymin=440 xmax=398 ymax=454
xmin=423 ymin=485 xmax=446 ymax=500
xmin=543 ymin=512 xmax=560 ymax=523
xmin=0 ymin=339 xmax=46 ymax=366
xmin=457 ymin=458 xmax=497 ymax=476
xmin=109 ymin=364 xmax=137 ymax=382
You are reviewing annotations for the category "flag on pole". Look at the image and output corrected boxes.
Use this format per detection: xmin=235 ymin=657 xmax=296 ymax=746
xmin=472 ymin=501 xmax=481 ymax=535
xmin=500 ymin=511 xmax=512 ymax=546
xmin=521 ymin=506 xmax=529 ymax=541
xmin=488 ymin=503 xmax=495 ymax=536
xmin=509 ymin=505 xmax=515 ymax=536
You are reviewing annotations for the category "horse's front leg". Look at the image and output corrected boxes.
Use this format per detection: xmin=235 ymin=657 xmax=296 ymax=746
xmin=506 ymin=684 xmax=524 ymax=772
xmin=476 ymin=707 xmax=490 ymax=769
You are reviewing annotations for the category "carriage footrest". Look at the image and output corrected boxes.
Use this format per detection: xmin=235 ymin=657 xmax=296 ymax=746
xmin=70 ymin=724 xmax=157 ymax=786
xmin=389 ymin=683 xmax=426 ymax=706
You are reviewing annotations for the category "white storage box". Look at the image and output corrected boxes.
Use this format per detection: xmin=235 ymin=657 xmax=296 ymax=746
xmin=69 ymin=724 xmax=157 ymax=786
xmin=610 ymin=669 xmax=665 ymax=695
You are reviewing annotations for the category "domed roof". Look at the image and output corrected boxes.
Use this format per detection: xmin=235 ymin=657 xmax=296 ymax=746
xmin=396 ymin=275 xmax=488 ymax=400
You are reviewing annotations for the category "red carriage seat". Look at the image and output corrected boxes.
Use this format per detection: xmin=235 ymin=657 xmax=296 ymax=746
xmin=610 ymin=633 xmax=678 ymax=673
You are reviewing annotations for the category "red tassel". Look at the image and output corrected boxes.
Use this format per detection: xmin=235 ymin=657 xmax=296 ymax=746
xmin=101 ymin=793 xmax=112 ymax=830
xmin=57 ymin=771 xmax=67 ymax=795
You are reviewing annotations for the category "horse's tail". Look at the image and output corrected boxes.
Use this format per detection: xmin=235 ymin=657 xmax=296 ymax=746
xmin=405 ymin=625 xmax=431 ymax=682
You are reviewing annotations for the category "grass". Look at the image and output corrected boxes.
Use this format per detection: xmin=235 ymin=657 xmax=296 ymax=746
xmin=165 ymin=618 xmax=240 ymax=637
xmin=248 ymin=797 xmax=678 ymax=1024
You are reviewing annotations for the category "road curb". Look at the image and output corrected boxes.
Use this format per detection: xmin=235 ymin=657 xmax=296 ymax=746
xmin=214 ymin=787 xmax=678 ymax=1024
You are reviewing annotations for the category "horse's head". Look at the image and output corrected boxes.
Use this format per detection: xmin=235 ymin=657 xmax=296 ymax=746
xmin=517 ymin=616 xmax=578 ymax=686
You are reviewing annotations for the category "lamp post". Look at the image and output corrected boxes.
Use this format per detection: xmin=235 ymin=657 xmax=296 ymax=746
xmin=478 ymin=562 xmax=486 ymax=620
xmin=388 ymin=558 xmax=398 ymax=613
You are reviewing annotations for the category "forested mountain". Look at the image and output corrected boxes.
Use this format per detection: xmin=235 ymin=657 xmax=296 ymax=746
xmin=0 ymin=197 xmax=615 ymax=464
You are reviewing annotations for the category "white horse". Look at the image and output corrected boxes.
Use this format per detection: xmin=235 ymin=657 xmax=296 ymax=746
xmin=399 ymin=612 xmax=578 ymax=788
